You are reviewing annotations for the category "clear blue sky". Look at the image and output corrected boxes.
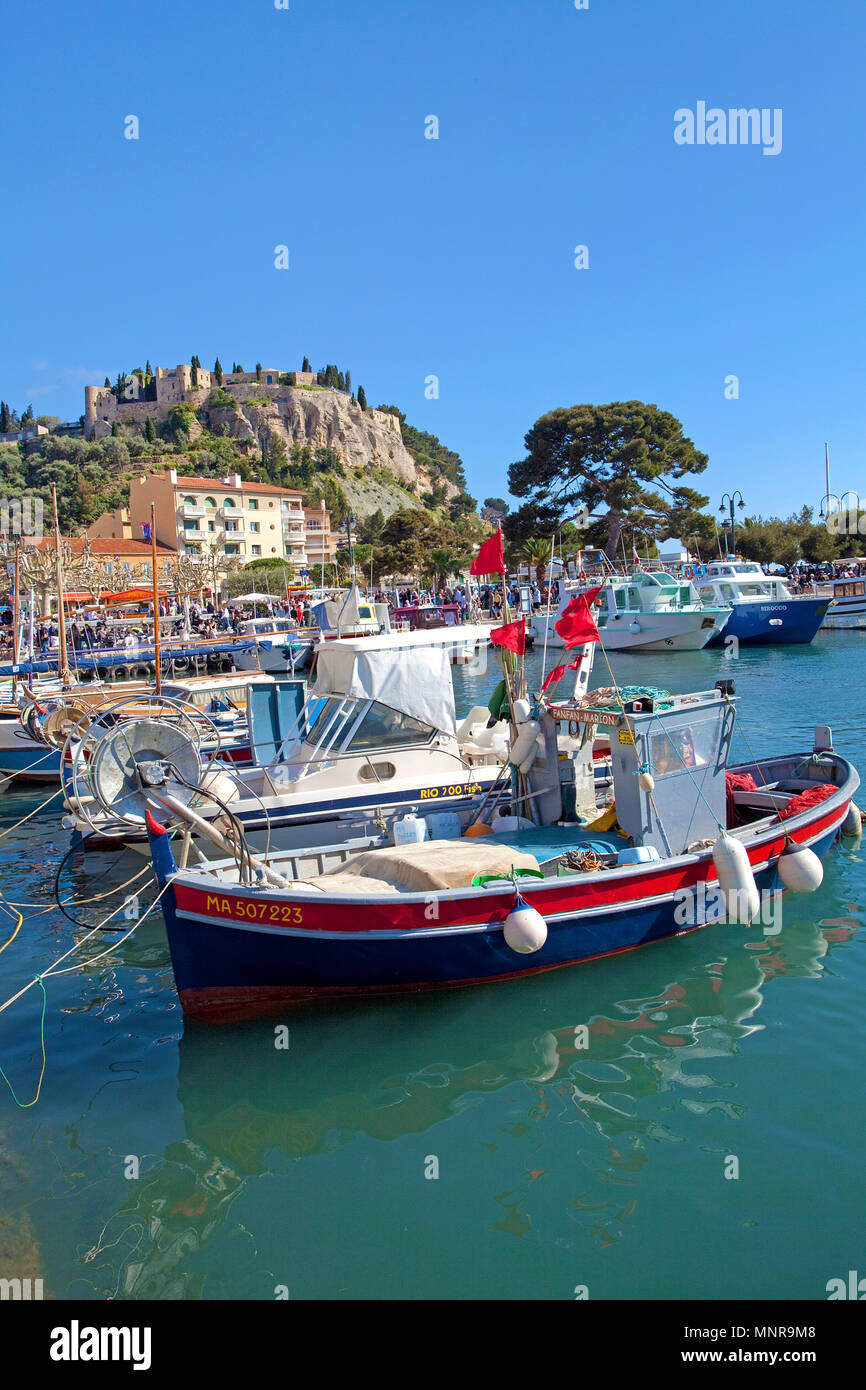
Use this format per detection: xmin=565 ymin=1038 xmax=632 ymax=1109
xmin=3 ymin=0 xmax=864 ymax=522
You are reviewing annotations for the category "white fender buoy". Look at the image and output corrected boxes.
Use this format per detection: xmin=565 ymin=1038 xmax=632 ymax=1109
xmin=510 ymin=718 xmax=541 ymax=774
xmin=841 ymin=802 xmax=863 ymax=838
xmin=712 ymin=833 xmax=760 ymax=924
xmin=503 ymin=894 xmax=548 ymax=954
xmin=638 ymin=771 xmax=655 ymax=793
xmin=777 ymin=842 xmax=823 ymax=893
xmin=629 ymin=621 xmax=641 ymax=635
xmin=512 ymin=698 xmax=532 ymax=725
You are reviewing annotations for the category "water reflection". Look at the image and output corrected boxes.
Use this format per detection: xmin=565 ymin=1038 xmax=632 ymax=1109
xmin=71 ymin=906 xmax=856 ymax=1299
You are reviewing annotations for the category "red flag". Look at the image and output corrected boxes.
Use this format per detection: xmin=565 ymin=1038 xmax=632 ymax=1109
xmin=554 ymin=584 xmax=603 ymax=648
xmin=470 ymin=528 xmax=505 ymax=576
xmin=541 ymin=653 xmax=583 ymax=693
xmin=490 ymin=619 xmax=525 ymax=655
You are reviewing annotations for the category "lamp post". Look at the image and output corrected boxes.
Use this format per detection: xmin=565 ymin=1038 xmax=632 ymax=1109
xmin=719 ymin=491 xmax=746 ymax=558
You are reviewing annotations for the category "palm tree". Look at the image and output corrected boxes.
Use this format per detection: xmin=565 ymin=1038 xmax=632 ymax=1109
xmin=520 ymin=538 xmax=551 ymax=588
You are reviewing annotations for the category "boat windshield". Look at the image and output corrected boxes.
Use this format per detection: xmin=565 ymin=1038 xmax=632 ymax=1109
xmin=304 ymin=696 xmax=433 ymax=751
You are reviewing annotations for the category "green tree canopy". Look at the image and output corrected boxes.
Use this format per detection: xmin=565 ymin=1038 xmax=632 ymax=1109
xmin=507 ymin=401 xmax=711 ymax=562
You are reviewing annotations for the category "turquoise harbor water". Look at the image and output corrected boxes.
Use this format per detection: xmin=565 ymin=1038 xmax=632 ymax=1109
xmin=0 ymin=633 xmax=864 ymax=1301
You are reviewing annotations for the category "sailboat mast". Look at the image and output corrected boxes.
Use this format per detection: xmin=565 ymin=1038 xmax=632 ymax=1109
xmin=50 ymin=484 xmax=71 ymax=685
xmin=150 ymin=502 xmax=161 ymax=694
xmin=11 ymin=542 xmax=20 ymax=698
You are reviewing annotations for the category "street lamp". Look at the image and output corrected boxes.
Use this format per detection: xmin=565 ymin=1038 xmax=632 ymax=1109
xmin=718 ymin=491 xmax=746 ymax=558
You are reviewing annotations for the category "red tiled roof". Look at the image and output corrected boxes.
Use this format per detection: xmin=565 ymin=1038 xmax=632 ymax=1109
xmin=35 ymin=538 xmax=176 ymax=556
xmin=174 ymin=476 xmax=304 ymax=496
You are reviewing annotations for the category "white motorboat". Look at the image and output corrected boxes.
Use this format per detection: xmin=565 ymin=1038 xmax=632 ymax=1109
xmin=539 ymin=573 xmax=728 ymax=652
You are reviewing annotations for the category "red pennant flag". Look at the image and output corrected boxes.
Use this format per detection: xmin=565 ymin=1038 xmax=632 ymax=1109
xmin=554 ymin=584 xmax=603 ymax=648
xmin=470 ymin=528 xmax=505 ymax=576
xmin=490 ymin=619 xmax=525 ymax=655
xmin=541 ymin=653 xmax=583 ymax=693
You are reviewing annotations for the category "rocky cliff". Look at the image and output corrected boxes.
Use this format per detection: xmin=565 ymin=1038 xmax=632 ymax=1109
xmin=207 ymin=384 xmax=444 ymax=497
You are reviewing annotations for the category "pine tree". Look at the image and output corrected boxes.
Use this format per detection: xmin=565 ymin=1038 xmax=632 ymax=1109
xmin=357 ymin=385 xmax=367 ymax=411
xmin=0 ymin=402 xmax=9 ymax=432
xmin=214 ymin=358 xmax=223 ymax=385
xmin=104 ymin=377 xmax=111 ymax=388
xmin=236 ymin=363 xmax=243 ymax=374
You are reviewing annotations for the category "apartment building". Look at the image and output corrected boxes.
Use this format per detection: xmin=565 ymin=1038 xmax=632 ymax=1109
xmin=303 ymin=505 xmax=339 ymax=571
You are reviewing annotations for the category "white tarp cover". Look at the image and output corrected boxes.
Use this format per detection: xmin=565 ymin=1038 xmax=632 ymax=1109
xmin=313 ymin=639 xmax=457 ymax=734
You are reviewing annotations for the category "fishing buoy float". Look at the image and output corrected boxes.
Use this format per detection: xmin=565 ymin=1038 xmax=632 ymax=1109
xmin=712 ymin=832 xmax=760 ymax=923
xmin=841 ymin=802 xmax=863 ymax=838
xmin=776 ymin=841 xmax=823 ymax=893
xmin=509 ymin=718 xmax=542 ymax=774
xmin=502 ymin=893 xmax=548 ymax=954
xmin=635 ymin=762 xmax=655 ymax=793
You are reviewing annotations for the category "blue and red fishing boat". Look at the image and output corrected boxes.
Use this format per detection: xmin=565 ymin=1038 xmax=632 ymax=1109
xmin=137 ymin=683 xmax=861 ymax=1021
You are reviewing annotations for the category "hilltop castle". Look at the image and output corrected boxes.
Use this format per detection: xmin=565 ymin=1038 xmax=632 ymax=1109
xmin=84 ymin=364 xmax=401 ymax=441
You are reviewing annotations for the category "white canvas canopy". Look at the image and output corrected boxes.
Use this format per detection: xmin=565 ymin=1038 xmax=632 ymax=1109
xmin=312 ymin=585 xmax=369 ymax=633
xmin=232 ymin=592 xmax=274 ymax=603
xmin=312 ymin=631 xmax=468 ymax=735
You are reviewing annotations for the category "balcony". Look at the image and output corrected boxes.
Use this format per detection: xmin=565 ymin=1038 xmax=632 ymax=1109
xmin=180 ymin=504 xmax=207 ymax=518
xmin=181 ymin=525 xmax=205 ymax=538
xmin=222 ymin=525 xmax=246 ymax=538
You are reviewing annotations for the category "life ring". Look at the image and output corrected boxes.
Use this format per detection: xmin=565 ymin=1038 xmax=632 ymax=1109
xmin=684 ymin=565 xmax=695 ymax=579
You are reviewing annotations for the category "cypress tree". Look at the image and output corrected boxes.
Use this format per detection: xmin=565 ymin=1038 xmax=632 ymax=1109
xmin=302 ymin=356 xmax=311 ymax=373
xmin=256 ymin=362 xmax=262 ymax=382
xmin=145 ymin=416 xmax=157 ymax=442
xmin=214 ymin=358 xmax=223 ymax=385
xmin=0 ymin=402 xmax=9 ymax=432
xmin=345 ymin=369 xmax=351 ymax=395
xmin=357 ymin=385 xmax=367 ymax=411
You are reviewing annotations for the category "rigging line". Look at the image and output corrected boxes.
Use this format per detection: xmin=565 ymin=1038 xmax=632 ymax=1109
xmin=0 ymin=873 xmax=164 ymax=1016
xmin=0 ymin=743 xmax=63 ymax=787
xmin=0 ymin=784 xmax=64 ymax=838
xmin=0 ymin=978 xmax=46 ymax=1108
xmin=0 ymin=900 xmax=23 ymax=955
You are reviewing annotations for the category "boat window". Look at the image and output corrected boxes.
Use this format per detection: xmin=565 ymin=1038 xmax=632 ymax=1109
xmin=614 ymin=588 xmax=627 ymax=610
xmin=358 ymin=761 xmax=397 ymax=781
xmin=649 ymin=721 xmax=715 ymax=776
xmin=346 ymin=701 xmax=433 ymax=750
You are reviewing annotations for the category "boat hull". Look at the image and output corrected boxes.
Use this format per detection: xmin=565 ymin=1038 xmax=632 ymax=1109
xmin=707 ymin=599 xmax=829 ymax=646
xmin=152 ymin=774 xmax=855 ymax=1022
xmin=542 ymin=611 xmax=721 ymax=652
